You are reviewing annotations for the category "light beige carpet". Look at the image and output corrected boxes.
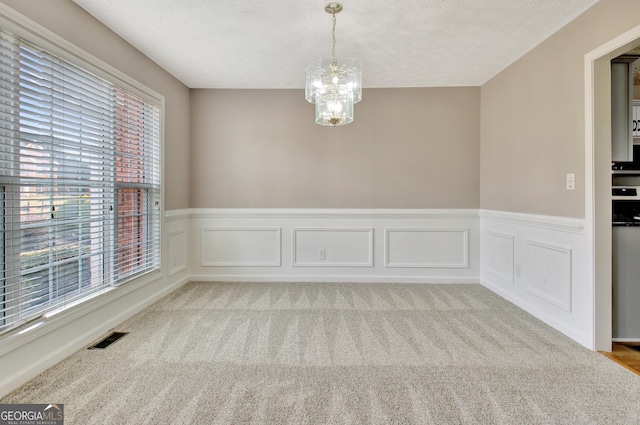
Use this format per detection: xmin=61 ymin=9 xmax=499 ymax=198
xmin=2 ymin=281 xmax=640 ymax=424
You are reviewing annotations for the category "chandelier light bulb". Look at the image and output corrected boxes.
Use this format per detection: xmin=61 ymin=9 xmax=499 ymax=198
xmin=328 ymin=100 xmax=343 ymax=113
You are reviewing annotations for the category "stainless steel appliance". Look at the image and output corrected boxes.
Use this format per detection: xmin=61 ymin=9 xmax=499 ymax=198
xmin=612 ymin=185 xmax=640 ymax=340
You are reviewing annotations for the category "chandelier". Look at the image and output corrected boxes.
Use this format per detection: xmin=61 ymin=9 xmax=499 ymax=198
xmin=305 ymin=2 xmax=362 ymax=126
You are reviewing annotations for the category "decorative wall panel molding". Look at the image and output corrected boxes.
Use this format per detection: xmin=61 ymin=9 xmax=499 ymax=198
xmin=485 ymin=230 xmax=514 ymax=283
xmin=480 ymin=210 xmax=587 ymax=348
xmin=167 ymin=228 xmax=187 ymax=276
xmin=200 ymin=228 xmax=282 ymax=267
xmin=525 ymin=240 xmax=572 ymax=312
xmin=384 ymin=228 xmax=468 ymax=268
xmin=292 ymin=228 xmax=373 ymax=267
xmin=189 ymin=209 xmax=480 ymax=283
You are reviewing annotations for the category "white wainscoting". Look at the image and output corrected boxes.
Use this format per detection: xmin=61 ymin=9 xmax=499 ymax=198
xmin=200 ymin=228 xmax=282 ymax=267
xmin=293 ymin=228 xmax=373 ymax=267
xmin=167 ymin=228 xmax=187 ymax=276
xmin=480 ymin=210 xmax=589 ymax=348
xmin=166 ymin=212 xmax=190 ymax=280
xmin=1 ymin=207 xmax=598 ymax=398
xmin=188 ymin=209 xmax=480 ymax=283
xmin=525 ymin=240 xmax=572 ymax=312
xmin=484 ymin=230 xmax=515 ymax=284
xmin=385 ymin=228 xmax=468 ymax=268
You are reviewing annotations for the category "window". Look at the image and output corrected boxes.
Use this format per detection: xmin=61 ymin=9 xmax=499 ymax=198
xmin=0 ymin=29 xmax=161 ymax=333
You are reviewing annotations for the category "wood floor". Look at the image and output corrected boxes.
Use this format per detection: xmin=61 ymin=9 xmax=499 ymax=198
xmin=601 ymin=343 xmax=640 ymax=375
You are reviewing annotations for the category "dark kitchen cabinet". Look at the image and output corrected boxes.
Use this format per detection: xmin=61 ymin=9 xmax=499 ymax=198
xmin=611 ymin=55 xmax=639 ymax=162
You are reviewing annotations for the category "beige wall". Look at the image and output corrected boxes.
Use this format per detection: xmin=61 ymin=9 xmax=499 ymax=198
xmin=190 ymin=88 xmax=480 ymax=208
xmin=14 ymin=0 xmax=635 ymax=215
xmin=481 ymin=0 xmax=640 ymax=218
xmin=1 ymin=0 xmax=191 ymax=210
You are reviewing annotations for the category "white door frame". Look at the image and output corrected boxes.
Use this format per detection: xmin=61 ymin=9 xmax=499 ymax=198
xmin=585 ymin=24 xmax=640 ymax=351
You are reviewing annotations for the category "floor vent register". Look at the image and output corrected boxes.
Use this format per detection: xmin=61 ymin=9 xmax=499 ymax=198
xmin=88 ymin=331 xmax=129 ymax=350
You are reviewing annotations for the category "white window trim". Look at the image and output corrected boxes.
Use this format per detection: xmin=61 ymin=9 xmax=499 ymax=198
xmin=0 ymin=3 xmax=165 ymax=337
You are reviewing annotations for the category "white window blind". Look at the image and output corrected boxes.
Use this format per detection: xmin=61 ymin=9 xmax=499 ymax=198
xmin=0 ymin=29 xmax=161 ymax=333
xmin=114 ymin=89 xmax=161 ymax=282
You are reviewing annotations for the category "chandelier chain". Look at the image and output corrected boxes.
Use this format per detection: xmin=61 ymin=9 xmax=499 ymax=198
xmin=331 ymin=11 xmax=337 ymax=66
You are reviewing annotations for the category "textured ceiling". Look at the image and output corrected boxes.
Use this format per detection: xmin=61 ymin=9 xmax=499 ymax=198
xmin=71 ymin=0 xmax=598 ymax=89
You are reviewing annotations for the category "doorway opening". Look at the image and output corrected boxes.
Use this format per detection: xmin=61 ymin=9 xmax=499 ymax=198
xmin=586 ymin=25 xmax=640 ymax=351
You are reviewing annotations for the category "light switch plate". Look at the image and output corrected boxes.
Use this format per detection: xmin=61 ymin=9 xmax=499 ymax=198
xmin=566 ymin=173 xmax=575 ymax=190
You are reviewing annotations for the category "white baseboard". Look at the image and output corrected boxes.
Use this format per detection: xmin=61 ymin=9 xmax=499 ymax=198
xmin=481 ymin=278 xmax=587 ymax=346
